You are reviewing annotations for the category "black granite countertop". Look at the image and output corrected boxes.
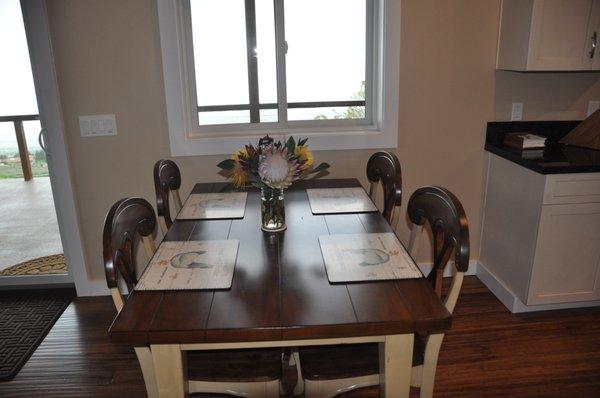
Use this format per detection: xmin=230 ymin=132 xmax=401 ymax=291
xmin=485 ymin=121 xmax=600 ymax=174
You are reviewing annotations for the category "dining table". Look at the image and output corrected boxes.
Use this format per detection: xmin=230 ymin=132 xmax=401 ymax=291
xmin=109 ymin=178 xmax=452 ymax=398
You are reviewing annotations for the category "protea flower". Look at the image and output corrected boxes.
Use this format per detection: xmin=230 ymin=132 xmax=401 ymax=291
xmin=258 ymin=147 xmax=298 ymax=189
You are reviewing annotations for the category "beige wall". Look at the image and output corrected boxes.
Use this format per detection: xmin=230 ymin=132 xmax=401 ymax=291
xmin=45 ymin=0 xmax=600 ymax=282
xmin=495 ymin=71 xmax=600 ymax=120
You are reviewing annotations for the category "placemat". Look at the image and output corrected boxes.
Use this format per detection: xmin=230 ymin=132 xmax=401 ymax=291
xmin=177 ymin=192 xmax=247 ymax=220
xmin=306 ymin=187 xmax=378 ymax=214
xmin=319 ymin=233 xmax=423 ymax=283
xmin=136 ymin=240 xmax=239 ymax=290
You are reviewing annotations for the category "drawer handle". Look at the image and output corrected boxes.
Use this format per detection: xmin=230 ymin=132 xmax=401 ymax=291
xmin=590 ymin=31 xmax=597 ymax=59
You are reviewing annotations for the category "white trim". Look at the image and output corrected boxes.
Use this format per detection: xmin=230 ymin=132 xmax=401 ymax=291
xmin=477 ymin=261 xmax=600 ymax=313
xmin=19 ymin=0 xmax=108 ymax=297
xmin=157 ymin=0 xmax=400 ymax=155
xmin=0 ymin=274 xmax=72 ymax=287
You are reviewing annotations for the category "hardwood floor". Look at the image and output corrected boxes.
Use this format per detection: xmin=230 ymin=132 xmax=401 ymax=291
xmin=1 ymin=276 xmax=599 ymax=397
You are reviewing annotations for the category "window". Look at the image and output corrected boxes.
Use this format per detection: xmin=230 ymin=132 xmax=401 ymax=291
xmin=158 ymin=0 xmax=400 ymax=155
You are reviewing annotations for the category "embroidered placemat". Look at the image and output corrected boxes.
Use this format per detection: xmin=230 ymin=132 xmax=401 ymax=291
xmin=306 ymin=187 xmax=378 ymax=214
xmin=177 ymin=192 xmax=247 ymax=220
xmin=136 ymin=240 xmax=239 ymax=290
xmin=319 ymin=233 xmax=423 ymax=283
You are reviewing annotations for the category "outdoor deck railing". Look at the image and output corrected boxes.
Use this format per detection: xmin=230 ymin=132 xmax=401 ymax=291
xmin=0 ymin=114 xmax=40 ymax=181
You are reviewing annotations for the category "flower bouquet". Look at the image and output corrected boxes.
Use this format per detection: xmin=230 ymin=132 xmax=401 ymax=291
xmin=217 ymin=135 xmax=330 ymax=232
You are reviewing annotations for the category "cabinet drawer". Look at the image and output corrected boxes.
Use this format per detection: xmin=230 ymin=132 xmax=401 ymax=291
xmin=543 ymin=173 xmax=600 ymax=204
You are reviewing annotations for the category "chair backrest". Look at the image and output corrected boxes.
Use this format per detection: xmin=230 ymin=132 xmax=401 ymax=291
xmin=154 ymin=159 xmax=183 ymax=233
xmin=103 ymin=197 xmax=156 ymax=312
xmin=407 ymin=186 xmax=469 ymax=313
xmin=366 ymin=151 xmax=402 ymax=225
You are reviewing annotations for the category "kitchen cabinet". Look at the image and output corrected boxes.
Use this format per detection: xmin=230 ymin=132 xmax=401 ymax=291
xmin=528 ymin=202 xmax=600 ymax=304
xmin=480 ymin=154 xmax=600 ymax=310
xmin=497 ymin=0 xmax=600 ymax=71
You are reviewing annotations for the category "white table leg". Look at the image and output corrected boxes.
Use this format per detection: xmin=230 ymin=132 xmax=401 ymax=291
xmin=379 ymin=334 xmax=414 ymax=398
xmin=151 ymin=344 xmax=188 ymax=398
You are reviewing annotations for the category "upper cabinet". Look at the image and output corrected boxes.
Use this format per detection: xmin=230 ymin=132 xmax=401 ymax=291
xmin=497 ymin=0 xmax=600 ymax=71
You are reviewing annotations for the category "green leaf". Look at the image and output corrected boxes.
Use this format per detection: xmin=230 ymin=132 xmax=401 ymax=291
xmin=217 ymin=159 xmax=235 ymax=170
xmin=286 ymin=136 xmax=296 ymax=154
xmin=308 ymin=170 xmax=330 ymax=180
xmin=298 ymin=138 xmax=308 ymax=146
xmin=307 ymin=162 xmax=330 ymax=174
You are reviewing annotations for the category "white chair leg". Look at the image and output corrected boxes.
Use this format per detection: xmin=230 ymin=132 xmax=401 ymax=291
xmin=419 ymin=333 xmax=444 ymax=398
xmin=291 ymin=349 xmax=304 ymax=396
xmin=134 ymin=347 xmax=158 ymax=398
xmin=158 ymin=216 xmax=168 ymax=236
xmin=410 ymin=364 xmax=423 ymax=387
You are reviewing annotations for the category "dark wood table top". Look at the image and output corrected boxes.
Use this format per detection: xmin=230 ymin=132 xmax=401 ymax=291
xmin=109 ymin=179 xmax=451 ymax=345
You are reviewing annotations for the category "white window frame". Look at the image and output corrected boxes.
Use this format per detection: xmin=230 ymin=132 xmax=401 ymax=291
xmin=157 ymin=0 xmax=400 ymax=156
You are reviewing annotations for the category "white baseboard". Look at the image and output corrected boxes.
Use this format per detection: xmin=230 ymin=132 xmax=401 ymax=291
xmin=476 ymin=261 xmax=600 ymax=313
xmin=417 ymin=259 xmax=478 ymax=277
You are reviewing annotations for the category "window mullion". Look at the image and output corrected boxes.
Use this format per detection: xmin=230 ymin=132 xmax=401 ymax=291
xmin=274 ymin=0 xmax=288 ymax=125
xmin=244 ymin=0 xmax=260 ymax=123
xmin=364 ymin=0 xmax=376 ymax=125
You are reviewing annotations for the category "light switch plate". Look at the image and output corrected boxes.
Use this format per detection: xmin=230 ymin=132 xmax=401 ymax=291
xmin=79 ymin=114 xmax=117 ymax=137
xmin=511 ymin=102 xmax=523 ymax=121
xmin=587 ymin=101 xmax=600 ymax=117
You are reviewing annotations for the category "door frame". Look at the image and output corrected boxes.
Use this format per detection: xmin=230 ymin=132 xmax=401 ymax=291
xmin=0 ymin=0 xmax=107 ymax=295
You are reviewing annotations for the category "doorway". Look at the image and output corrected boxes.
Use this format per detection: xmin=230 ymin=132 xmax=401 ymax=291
xmin=0 ymin=0 xmax=68 ymax=286
xmin=0 ymin=0 xmax=96 ymax=294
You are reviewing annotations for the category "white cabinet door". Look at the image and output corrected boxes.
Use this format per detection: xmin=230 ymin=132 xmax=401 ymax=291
xmin=528 ymin=0 xmax=600 ymax=70
xmin=528 ymin=202 xmax=600 ymax=305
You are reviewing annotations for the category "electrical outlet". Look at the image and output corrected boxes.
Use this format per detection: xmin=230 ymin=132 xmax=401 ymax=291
xmin=587 ymin=101 xmax=600 ymax=117
xmin=511 ymin=102 xmax=523 ymax=121
xmin=79 ymin=114 xmax=117 ymax=137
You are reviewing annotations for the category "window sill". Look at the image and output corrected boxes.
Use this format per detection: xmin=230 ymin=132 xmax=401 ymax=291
xmin=169 ymin=127 xmax=397 ymax=156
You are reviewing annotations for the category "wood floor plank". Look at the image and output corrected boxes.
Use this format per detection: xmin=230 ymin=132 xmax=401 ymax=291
xmin=3 ymin=277 xmax=600 ymax=397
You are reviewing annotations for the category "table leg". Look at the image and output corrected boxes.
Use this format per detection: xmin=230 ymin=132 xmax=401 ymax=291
xmin=151 ymin=344 xmax=188 ymax=398
xmin=379 ymin=334 xmax=414 ymax=398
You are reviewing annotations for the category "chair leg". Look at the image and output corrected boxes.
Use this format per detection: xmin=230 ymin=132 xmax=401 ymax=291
xmin=291 ymin=349 xmax=304 ymax=396
xmin=410 ymin=364 xmax=423 ymax=388
xmin=419 ymin=333 xmax=444 ymax=398
xmin=134 ymin=347 xmax=158 ymax=398
xmin=158 ymin=216 xmax=168 ymax=236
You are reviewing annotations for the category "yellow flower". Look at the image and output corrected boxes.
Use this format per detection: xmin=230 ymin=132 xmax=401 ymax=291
xmin=295 ymin=145 xmax=314 ymax=171
xmin=231 ymin=148 xmax=248 ymax=161
xmin=230 ymin=148 xmax=248 ymax=188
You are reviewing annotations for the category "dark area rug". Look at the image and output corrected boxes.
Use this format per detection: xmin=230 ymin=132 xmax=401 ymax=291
xmin=0 ymin=288 xmax=75 ymax=381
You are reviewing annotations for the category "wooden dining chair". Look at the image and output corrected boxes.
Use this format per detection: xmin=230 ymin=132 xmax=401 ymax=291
xmin=153 ymin=159 xmax=183 ymax=235
xmin=293 ymin=186 xmax=470 ymax=398
xmin=366 ymin=151 xmax=402 ymax=226
xmin=103 ymin=197 xmax=282 ymax=398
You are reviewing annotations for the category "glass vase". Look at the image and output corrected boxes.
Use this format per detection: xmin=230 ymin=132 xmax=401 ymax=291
xmin=261 ymin=187 xmax=286 ymax=232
